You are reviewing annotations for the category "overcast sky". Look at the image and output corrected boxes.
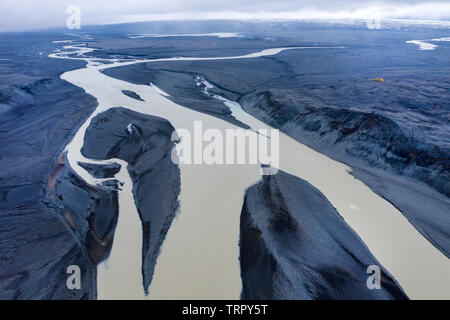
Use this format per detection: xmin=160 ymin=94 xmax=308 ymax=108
xmin=1 ymin=0 xmax=449 ymax=32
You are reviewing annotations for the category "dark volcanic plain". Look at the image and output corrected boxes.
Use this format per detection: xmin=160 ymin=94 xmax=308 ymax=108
xmin=0 ymin=20 xmax=449 ymax=299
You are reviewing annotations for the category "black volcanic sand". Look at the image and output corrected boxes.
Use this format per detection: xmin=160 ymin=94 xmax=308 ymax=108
xmin=121 ymin=90 xmax=144 ymax=101
xmin=46 ymin=152 xmax=120 ymax=266
xmin=78 ymin=162 xmax=122 ymax=179
xmin=240 ymin=170 xmax=408 ymax=300
xmin=81 ymin=107 xmax=180 ymax=294
xmin=0 ymin=34 xmax=100 ymax=299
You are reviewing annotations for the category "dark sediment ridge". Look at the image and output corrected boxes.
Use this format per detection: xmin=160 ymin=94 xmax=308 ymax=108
xmin=121 ymin=90 xmax=144 ymax=102
xmin=240 ymin=170 xmax=408 ymax=300
xmin=78 ymin=162 xmax=121 ymax=179
xmin=241 ymin=89 xmax=449 ymax=196
xmin=0 ymin=62 xmax=99 ymax=299
xmin=240 ymin=89 xmax=450 ymax=257
xmin=45 ymin=151 xmax=119 ymax=269
xmin=81 ymin=107 xmax=180 ymax=294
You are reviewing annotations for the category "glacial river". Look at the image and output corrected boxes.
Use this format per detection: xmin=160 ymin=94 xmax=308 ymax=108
xmin=50 ymin=42 xmax=450 ymax=300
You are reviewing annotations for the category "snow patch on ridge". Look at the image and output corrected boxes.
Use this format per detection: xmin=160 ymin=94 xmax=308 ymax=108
xmin=406 ymin=36 xmax=450 ymax=50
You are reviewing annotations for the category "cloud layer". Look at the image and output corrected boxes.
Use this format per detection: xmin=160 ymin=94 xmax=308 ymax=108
xmin=1 ymin=0 xmax=449 ymax=32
